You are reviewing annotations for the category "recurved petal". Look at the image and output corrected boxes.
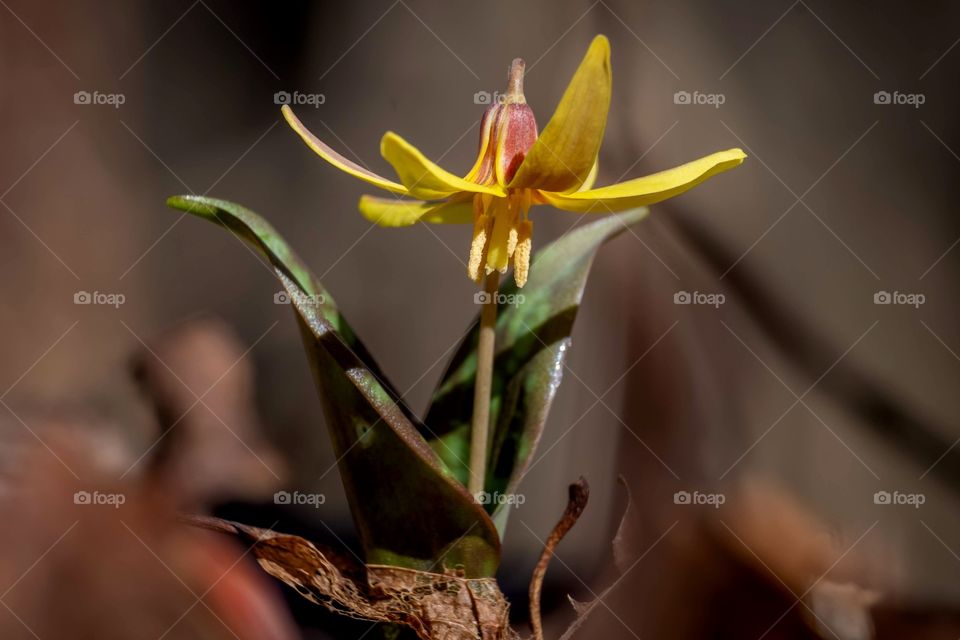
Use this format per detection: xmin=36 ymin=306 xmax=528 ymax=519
xmin=281 ymin=105 xmax=408 ymax=195
xmin=540 ymin=148 xmax=746 ymax=213
xmin=381 ymin=132 xmax=504 ymax=200
xmin=359 ymin=195 xmax=474 ymax=227
xmin=574 ymin=159 xmax=599 ymax=192
xmin=463 ymin=105 xmax=496 ymax=184
xmin=508 ymin=35 xmax=611 ymax=193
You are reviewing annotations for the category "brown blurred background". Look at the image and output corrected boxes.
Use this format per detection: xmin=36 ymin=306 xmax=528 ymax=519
xmin=1 ymin=1 xmax=960 ymax=638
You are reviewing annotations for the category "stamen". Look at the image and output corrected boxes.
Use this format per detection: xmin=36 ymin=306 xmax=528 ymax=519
xmin=520 ymin=188 xmax=533 ymax=216
xmin=473 ymin=194 xmax=486 ymax=217
xmin=485 ymin=198 xmax=516 ymax=274
xmin=507 ymin=226 xmax=519 ymax=258
xmin=468 ymin=214 xmax=490 ymax=282
xmin=481 ymin=193 xmax=494 ymax=212
xmin=514 ymin=219 xmax=533 ymax=288
xmin=506 ymin=194 xmax=520 ymax=257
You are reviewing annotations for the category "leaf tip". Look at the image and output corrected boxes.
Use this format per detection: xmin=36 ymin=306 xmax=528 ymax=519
xmin=166 ymin=194 xmax=217 ymax=216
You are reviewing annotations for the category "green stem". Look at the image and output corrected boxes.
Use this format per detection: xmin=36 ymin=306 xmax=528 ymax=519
xmin=469 ymin=271 xmax=500 ymax=497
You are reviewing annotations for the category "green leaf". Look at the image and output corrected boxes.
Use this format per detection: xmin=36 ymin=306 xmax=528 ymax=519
xmin=424 ymin=208 xmax=649 ymax=536
xmin=166 ymin=195 xmax=500 ymax=577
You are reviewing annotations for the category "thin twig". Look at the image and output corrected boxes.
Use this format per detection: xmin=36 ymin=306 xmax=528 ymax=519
xmin=529 ymin=477 xmax=590 ymax=640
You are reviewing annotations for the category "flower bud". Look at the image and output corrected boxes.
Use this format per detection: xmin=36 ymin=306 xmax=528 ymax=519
xmin=467 ymin=59 xmax=538 ymax=188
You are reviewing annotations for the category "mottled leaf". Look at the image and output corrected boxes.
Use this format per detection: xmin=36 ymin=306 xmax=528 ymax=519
xmin=425 ymin=208 xmax=648 ymax=534
xmin=167 ymin=195 xmax=499 ymax=577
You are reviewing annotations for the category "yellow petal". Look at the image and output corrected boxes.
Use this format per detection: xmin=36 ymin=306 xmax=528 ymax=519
xmin=281 ymin=105 xmax=408 ymax=195
xmin=463 ymin=106 xmax=496 ymax=184
xmin=380 ymin=132 xmax=504 ymax=200
xmin=508 ymin=35 xmax=612 ymax=193
xmin=575 ymin=159 xmax=599 ymax=192
xmin=359 ymin=195 xmax=474 ymax=227
xmin=540 ymin=149 xmax=746 ymax=213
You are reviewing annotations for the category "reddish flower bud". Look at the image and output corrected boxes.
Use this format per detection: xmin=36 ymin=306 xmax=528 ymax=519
xmin=467 ymin=59 xmax=538 ymax=188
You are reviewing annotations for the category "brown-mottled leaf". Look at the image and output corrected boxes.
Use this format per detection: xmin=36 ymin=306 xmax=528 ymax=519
xmin=167 ymin=196 xmax=499 ymax=577
xmin=425 ymin=209 xmax=649 ymax=535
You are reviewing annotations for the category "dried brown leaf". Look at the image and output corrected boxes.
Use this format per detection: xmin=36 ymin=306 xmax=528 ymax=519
xmin=185 ymin=515 xmax=517 ymax=640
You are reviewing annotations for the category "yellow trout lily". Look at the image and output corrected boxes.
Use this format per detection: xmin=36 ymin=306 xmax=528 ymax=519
xmin=281 ymin=35 xmax=745 ymax=287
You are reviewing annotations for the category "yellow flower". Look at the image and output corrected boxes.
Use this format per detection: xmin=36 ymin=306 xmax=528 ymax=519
xmin=281 ymin=35 xmax=745 ymax=287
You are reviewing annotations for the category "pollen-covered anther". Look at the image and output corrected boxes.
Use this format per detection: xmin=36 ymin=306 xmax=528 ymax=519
xmin=507 ymin=225 xmax=519 ymax=257
xmin=514 ymin=219 xmax=533 ymax=288
xmin=468 ymin=215 xmax=490 ymax=282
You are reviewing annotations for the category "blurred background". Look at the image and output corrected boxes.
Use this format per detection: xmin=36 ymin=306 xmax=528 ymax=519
xmin=1 ymin=1 xmax=959 ymax=638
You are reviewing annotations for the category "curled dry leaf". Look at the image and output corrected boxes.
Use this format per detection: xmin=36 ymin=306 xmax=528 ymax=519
xmin=186 ymin=515 xmax=517 ymax=640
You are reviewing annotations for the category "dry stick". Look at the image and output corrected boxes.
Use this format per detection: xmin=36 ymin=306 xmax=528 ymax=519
xmin=468 ymin=270 xmax=500 ymax=496
xmin=529 ymin=478 xmax=590 ymax=640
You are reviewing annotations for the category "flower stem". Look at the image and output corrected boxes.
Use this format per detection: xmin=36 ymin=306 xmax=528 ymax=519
xmin=469 ymin=271 xmax=500 ymax=497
